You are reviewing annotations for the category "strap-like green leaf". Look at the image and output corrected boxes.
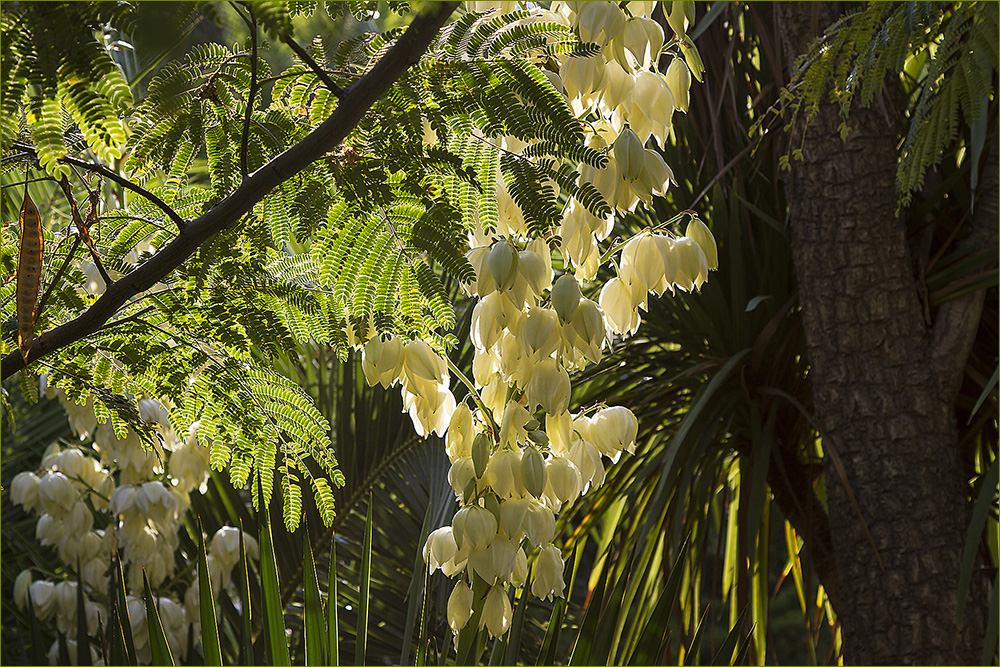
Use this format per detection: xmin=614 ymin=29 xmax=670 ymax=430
xmin=198 ymin=521 xmax=223 ymax=666
xmin=258 ymin=501 xmax=292 ymax=666
xmin=303 ymin=522 xmax=326 ymax=666
xmin=143 ymin=570 xmax=176 ymax=667
xmin=355 ymin=496 xmax=374 ymax=666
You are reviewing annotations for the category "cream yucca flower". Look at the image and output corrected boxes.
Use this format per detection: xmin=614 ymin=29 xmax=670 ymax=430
xmin=531 ymin=544 xmax=567 ymax=601
xmin=447 ymin=582 xmax=475 ymax=633
xmin=481 ymin=585 xmax=513 ymax=638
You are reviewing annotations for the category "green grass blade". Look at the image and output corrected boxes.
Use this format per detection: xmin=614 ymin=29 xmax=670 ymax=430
xmin=258 ymin=502 xmax=292 ymax=666
xmin=968 ymin=365 xmax=998 ymax=422
xmin=957 ymin=455 xmax=999 ymax=624
xmin=198 ymin=520 xmax=223 ymax=666
xmin=237 ymin=519 xmax=255 ymax=666
xmin=303 ymin=522 xmax=326 ymax=666
xmin=356 ymin=496 xmax=374 ymax=666
xmin=76 ymin=560 xmax=92 ymax=666
xmin=143 ymin=570 xmax=176 ymax=666
xmin=327 ymin=534 xmax=340 ymax=666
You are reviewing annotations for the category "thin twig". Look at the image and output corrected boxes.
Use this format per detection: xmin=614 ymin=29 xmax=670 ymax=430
xmin=35 ymin=236 xmax=82 ymax=322
xmin=57 ymin=175 xmax=113 ymax=286
xmin=283 ymin=35 xmax=345 ymax=98
xmin=239 ymin=4 xmax=258 ymax=179
xmin=11 ymin=142 xmax=187 ymax=233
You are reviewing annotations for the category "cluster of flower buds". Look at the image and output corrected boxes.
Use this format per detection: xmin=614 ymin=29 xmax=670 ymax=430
xmin=10 ymin=380 xmax=251 ymax=664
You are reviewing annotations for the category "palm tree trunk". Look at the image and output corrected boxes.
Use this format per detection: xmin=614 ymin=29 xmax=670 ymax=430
xmin=775 ymin=3 xmax=990 ymax=663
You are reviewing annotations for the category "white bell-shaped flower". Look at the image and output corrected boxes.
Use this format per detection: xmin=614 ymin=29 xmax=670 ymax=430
xmin=448 ymin=582 xmax=474 ymax=633
xmin=672 ymin=236 xmax=710 ymax=292
xmin=518 ymin=306 xmax=561 ymax=360
xmin=589 ymin=406 xmax=639 ymax=460
xmin=523 ymin=500 xmax=556 ymax=547
xmin=481 ymin=585 xmax=513 ymax=638
xmin=577 ymin=1 xmax=626 ymax=46
xmin=666 ymin=58 xmax=692 ymax=113
xmin=600 ymin=277 xmax=642 ymax=336
xmin=472 ymin=292 xmax=518 ymax=351
xmin=622 ymin=16 xmax=664 ymax=70
xmin=10 ymin=472 xmax=40 ymax=512
xmin=685 ymin=217 xmax=718 ymax=270
xmin=531 ymin=544 xmax=566 ymax=601
xmin=525 ymin=358 xmax=571 ymax=415
xmin=362 ymin=334 xmax=405 ymax=389
xmin=423 ymin=526 xmax=459 ymax=573
xmin=487 ymin=447 xmax=525 ymax=499
xmin=453 ymin=505 xmax=498 ymax=551
xmin=543 ymin=456 xmax=584 ymax=508
xmin=446 ymin=403 xmax=475 ymax=462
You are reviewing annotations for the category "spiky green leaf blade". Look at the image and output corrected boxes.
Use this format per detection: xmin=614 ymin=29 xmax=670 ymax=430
xmin=537 ymin=542 xmax=582 ymax=665
xmin=401 ymin=504 xmax=433 ymax=666
xmin=568 ymin=559 xmax=609 ymax=666
xmin=238 ymin=519 xmax=255 ymax=666
xmin=76 ymin=561 xmax=92 ymax=666
xmin=355 ymin=496 xmax=374 ymax=666
xmin=957 ymin=455 xmax=999 ymax=624
xmin=327 ymin=534 xmax=340 ymax=666
xmin=143 ymin=570 xmax=176 ymax=666
xmin=709 ymin=607 xmax=748 ymax=665
xmin=502 ymin=587 xmax=529 ymax=665
xmin=258 ymin=502 xmax=292 ymax=666
xmin=198 ymin=522 xmax=223 ymax=666
xmin=628 ymin=540 xmax=690 ymax=666
xmin=303 ymin=523 xmax=326 ymax=666
xmin=114 ymin=554 xmax=138 ymax=665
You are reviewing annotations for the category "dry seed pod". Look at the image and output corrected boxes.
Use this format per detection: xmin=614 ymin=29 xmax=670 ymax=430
xmin=17 ymin=188 xmax=43 ymax=360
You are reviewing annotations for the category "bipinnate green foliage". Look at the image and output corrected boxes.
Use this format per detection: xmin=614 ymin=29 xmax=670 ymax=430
xmin=772 ymin=1 xmax=998 ymax=206
xmin=1 ymin=3 xmax=611 ymax=531
xmin=0 ymin=2 xmax=134 ymax=175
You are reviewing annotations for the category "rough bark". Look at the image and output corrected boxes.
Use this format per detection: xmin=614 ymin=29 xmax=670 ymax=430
xmin=776 ymin=3 xmax=989 ymax=664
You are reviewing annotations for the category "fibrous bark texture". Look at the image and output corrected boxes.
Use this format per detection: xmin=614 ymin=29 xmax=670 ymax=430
xmin=776 ymin=3 xmax=988 ymax=664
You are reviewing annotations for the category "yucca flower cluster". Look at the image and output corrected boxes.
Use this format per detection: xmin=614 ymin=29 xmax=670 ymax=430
xmin=10 ymin=382 xmax=259 ymax=663
xmin=359 ymin=0 xmax=715 ymax=638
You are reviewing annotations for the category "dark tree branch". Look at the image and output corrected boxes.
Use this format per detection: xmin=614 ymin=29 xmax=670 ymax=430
xmin=1 ymin=2 xmax=459 ymax=381
xmin=283 ymin=34 xmax=345 ymax=98
xmin=12 ymin=143 xmax=188 ymax=232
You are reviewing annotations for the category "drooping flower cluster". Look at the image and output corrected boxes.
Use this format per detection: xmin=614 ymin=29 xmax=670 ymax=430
xmin=358 ymin=0 xmax=714 ymax=638
xmin=10 ymin=382 xmax=259 ymax=664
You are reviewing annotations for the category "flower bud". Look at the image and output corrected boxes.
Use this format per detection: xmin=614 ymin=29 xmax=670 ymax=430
xmin=447 ymin=582 xmax=474 ymax=634
xmin=550 ymin=273 xmax=582 ymax=324
xmin=472 ymin=433 xmax=491 ymax=479
xmin=480 ymin=586 xmax=513 ymax=638
xmin=520 ymin=446 xmax=547 ymax=498
xmin=613 ymin=128 xmax=646 ymax=182
xmin=488 ymin=240 xmax=519 ymax=292
xmin=531 ymin=544 xmax=566 ymax=601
